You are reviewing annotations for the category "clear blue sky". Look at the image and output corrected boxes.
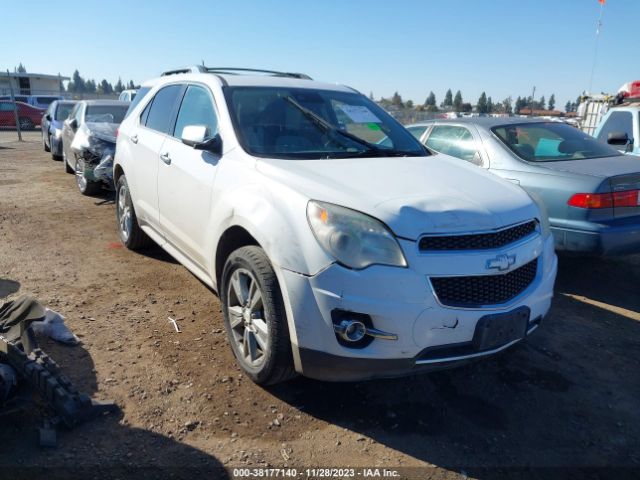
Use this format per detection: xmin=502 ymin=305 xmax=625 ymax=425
xmin=3 ymin=0 xmax=638 ymax=110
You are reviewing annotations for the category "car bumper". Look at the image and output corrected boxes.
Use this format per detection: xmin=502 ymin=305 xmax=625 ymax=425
xmin=279 ymin=235 xmax=557 ymax=381
xmin=552 ymin=219 xmax=640 ymax=255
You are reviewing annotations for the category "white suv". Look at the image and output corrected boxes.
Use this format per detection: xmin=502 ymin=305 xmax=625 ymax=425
xmin=114 ymin=66 xmax=557 ymax=385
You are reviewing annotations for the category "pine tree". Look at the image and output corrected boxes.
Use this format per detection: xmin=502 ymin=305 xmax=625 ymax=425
xmin=127 ymin=80 xmax=135 ymax=90
xmin=503 ymin=96 xmax=513 ymax=115
xmin=443 ymin=89 xmax=453 ymax=107
xmin=453 ymin=90 xmax=463 ymax=112
xmin=71 ymin=70 xmax=86 ymax=93
xmin=15 ymin=63 xmax=26 ymax=73
xmin=114 ymin=78 xmax=124 ymax=93
xmin=477 ymin=92 xmax=488 ymax=113
xmin=85 ymin=79 xmax=97 ymax=93
xmin=391 ymin=91 xmax=403 ymax=107
xmin=548 ymin=94 xmax=555 ymax=111
xmin=425 ymin=91 xmax=436 ymax=107
xmin=539 ymin=95 xmax=546 ymax=110
xmin=405 ymin=99 xmax=414 ymax=109
xmin=487 ymin=96 xmax=494 ymax=114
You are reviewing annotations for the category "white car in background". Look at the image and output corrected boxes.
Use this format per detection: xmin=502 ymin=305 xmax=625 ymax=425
xmin=113 ymin=66 xmax=557 ymax=385
xmin=118 ymin=89 xmax=138 ymax=102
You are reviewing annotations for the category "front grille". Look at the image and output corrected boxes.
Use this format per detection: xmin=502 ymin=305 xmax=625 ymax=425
xmin=419 ymin=221 xmax=537 ymax=252
xmin=430 ymin=258 xmax=538 ymax=307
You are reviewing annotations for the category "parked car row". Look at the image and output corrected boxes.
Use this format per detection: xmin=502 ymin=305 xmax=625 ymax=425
xmin=48 ymin=66 xmax=638 ymax=387
xmin=42 ymin=99 xmax=130 ymax=194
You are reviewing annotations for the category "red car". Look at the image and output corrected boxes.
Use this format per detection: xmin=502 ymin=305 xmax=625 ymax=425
xmin=0 ymin=100 xmax=45 ymax=130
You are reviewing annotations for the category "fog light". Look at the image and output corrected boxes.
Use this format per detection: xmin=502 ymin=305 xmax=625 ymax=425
xmin=337 ymin=320 xmax=366 ymax=342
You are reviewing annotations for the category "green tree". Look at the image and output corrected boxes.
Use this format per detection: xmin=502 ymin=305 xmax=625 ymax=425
xmin=502 ymin=96 xmax=513 ymax=115
xmin=565 ymin=100 xmax=572 ymax=112
xmin=443 ymin=89 xmax=453 ymax=108
xmin=71 ymin=70 xmax=86 ymax=93
xmin=538 ymin=95 xmax=546 ymax=110
xmin=405 ymin=99 xmax=414 ymax=109
xmin=487 ymin=96 xmax=494 ymax=113
xmin=98 ymin=79 xmax=113 ymax=95
xmin=425 ymin=91 xmax=436 ymax=107
xmin=453 ymin=90 xmax=463 ymax=112
xmin=477 ymin=92 xmax=488 ymax=113
xmin=127 ymin=80 xmax=135 ymax=90
xmin=391 ymin=91 xmax=403 ymax=108
xmin=114 ymin=78 xmax=124 ymax=93
xmin=548 ymin=93 xmax=555 ymax=110
xmin=15 ymin=63 xmax=26 ymax=73
xmin=85 ymin=79 xmax=97 ymax=93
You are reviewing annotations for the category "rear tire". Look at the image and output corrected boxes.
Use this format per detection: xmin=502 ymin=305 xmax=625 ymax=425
xmin=115 ymin=174 xmax=152 ymax=250
xmin=221 ymin=246 xmax=296 ymax=386
xmin=18 ymin=117 xmax=33 ymax=130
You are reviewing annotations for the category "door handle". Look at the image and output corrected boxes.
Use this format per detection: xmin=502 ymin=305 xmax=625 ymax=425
xmin=130 ymin=134 xmax=138 ymax=144
xmin=160 ymin=152 xmax=171 ymax=165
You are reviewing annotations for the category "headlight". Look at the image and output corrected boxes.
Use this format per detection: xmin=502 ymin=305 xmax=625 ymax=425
xmin=527 ymin=191 xmax=551 ymax=238
xmin=53 ymin=128 xmax=63 ymax=139
xmin=307 ymin=200 xmax=407 ymax=269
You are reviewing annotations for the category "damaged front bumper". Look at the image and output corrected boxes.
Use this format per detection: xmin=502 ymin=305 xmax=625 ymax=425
xmin=279 ymin=234 xmax=557 ymax=381
xmin=78 ymin=146 xmax=115 ymax=190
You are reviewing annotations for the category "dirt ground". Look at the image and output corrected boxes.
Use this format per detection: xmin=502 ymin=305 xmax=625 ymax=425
xmin=0 ymin=132 xmax=639 ymax=479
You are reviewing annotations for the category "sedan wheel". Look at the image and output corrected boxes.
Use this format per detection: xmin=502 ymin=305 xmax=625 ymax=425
xmin=115 ymin=175 xmax=151 ymax=250
xmin=75 ymin=158 xmax=99 ymax=195
xmin=18 ymin=117 xmax=33 ymax=130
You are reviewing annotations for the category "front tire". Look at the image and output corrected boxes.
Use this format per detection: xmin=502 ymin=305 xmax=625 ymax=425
xmin=221 ymin=246 xmax=296 ymax=385
xmin=115 ymin=174 xmax=151 ymax=250
xmin=75 ymin=158 xmax=100 ymax=196
xmin=63 ymin=147 xmax=73 ymax=174
xmin=43 ymin=132 xmax=50 ymax=152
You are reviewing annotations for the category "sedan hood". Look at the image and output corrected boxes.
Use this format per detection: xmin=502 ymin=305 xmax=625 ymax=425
xmin=538 ymin=155 xmax=640 ymax=177
xmin=256 ymin=154 xmax=538 ymax=240
xmin=85 ymin=122 xmax=118 ymax=143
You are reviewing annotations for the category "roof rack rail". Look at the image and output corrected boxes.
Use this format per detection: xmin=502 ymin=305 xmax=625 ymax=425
xmin=204 ymin=67 xmax=312 ymax=80
xmin=160 ymin=65 xmax=207 ymax=76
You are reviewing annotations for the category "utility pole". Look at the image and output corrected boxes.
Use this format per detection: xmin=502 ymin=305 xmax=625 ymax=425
xmin=6 ymin=69 xmax=22 ymax=142
xmin=530 ymin=86 xmax=536 ymax=116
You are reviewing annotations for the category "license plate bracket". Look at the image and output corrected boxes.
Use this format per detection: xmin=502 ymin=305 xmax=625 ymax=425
xmin=472 ymin=306 xmax=530 ymax=352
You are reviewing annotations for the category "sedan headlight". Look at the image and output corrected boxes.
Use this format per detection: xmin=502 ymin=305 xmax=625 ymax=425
xmin=307 ymin=200 xmax=407 ymax=269
xmin=527 ymin=191 xmax=551 ymax=238
xmin=53 ymin=128 xmax=63 ymax=139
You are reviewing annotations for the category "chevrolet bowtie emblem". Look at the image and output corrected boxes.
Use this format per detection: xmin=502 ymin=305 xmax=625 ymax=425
xmin=486 ymin=254 xmax=516 ymax=271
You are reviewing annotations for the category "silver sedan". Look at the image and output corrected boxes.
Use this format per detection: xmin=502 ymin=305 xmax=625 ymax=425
xmin=405 ymin=118 xmax=640 ymax=255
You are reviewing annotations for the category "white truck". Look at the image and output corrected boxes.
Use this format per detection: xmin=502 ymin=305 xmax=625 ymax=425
xmin=578 ymin=80 xmax=640 ymax=155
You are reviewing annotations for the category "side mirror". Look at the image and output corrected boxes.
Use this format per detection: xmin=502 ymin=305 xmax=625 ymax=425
xmin=181 ymin=125 xmax=222 ymax=155
xmin=45 ymin=114 xmax=52 ymax=121
xmin=607 ymin=131 xmax=629 ymax=146
xmin=69 ymin=118 xmax=78 ymax=130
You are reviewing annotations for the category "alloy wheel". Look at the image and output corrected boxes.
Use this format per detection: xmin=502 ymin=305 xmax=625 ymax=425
xmin=226 ymin=268 xmax=268 ymax=368
xmin=117 ymin=184 xmax=132 ymax=242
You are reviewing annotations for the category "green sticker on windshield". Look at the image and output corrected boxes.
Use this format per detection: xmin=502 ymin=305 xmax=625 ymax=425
xmin=367 ymin=123 xmax=381 ymax=131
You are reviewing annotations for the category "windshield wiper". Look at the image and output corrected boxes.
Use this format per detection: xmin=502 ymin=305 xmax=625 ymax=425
xmin=282 ymin=95 xmax=389 ymax=154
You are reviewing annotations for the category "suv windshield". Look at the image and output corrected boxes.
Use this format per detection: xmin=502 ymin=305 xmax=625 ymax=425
xmin=492 ymin=122 xmax=621 ymax=162
xmin=225 ymin=87 xmax=427 ymax=159
xmin=86 ymin=105 xmax=128 ymax=124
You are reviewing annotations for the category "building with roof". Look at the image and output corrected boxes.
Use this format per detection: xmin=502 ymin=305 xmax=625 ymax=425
xmin=0 ymin=71 xmax=69 ymax=96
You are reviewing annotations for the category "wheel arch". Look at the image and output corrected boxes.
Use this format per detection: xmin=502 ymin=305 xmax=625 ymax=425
xmin=214 ymin=225 xmax=260 ymax=289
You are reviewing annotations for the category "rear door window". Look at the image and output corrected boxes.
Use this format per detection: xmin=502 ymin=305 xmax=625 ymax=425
xmin=425 ymin=125 xmax=482 ymax=163
xmin=597 ymin=111 xmax=633 ymax=143
xmin=144 ymin=85 xmax=183 ymax=134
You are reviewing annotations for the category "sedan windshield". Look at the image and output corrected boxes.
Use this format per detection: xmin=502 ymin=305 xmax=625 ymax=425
xmin=492 ymin=122 xmax=621 ymax=162
xmin=85 ymin=105 xmax=128 ymax=124
xmin=225 ymin=87 xmax=427 ymax=159
xmin=55 ymin=103 xmax=75 ymax=121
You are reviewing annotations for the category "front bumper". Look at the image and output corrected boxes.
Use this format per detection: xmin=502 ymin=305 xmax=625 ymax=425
xmin=552 ymin=217 xmax=640 ymax=255
xmin=280 ymin=234 xmax=557 ymax=381
xmin=50 ymin=135 xmax=63 ymax=156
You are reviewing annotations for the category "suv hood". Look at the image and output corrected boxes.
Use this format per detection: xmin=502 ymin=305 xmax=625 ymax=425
xmin=257 ymin=154 xmax=538 ymax=240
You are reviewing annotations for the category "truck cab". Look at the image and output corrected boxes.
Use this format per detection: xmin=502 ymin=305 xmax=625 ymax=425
xmin=593 ymin=105 xmax=640 ymax=155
